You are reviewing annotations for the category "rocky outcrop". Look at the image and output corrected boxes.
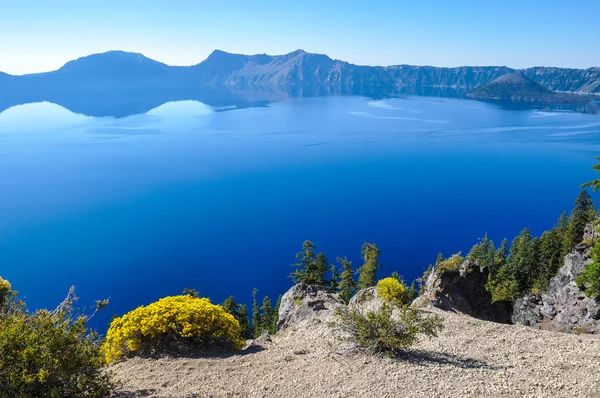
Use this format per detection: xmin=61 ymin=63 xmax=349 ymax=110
xmin=413 ymin=260 xmax=511 ymax=323
xmin=512 ymin=240 xmax=600 ymax=333
xmin=276 ymin=284 xmax=345 ymax=331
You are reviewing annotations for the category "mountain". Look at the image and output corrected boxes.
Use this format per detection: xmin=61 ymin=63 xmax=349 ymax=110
xmin=53 ymin=51 xmax=174 ymax=78
xmin=3 ymin=49 xmax=599 ymax=94
xmin=466 ymin=72 xmax=591 ymax=103
xmin=1 ymin=50 xmax=599 ymax=117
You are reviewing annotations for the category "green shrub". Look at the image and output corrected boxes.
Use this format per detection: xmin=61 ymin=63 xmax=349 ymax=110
xmin=577 ymin=238 xmax=600 ymax=298
xmin=333 ymin=303 xmax=443 ymax=357
xmin=583 ymin=236 xmax=597 ymax=248
xmin=437 ymin=253 xmax=464 ymax=273
xmin=376 ymin=277 xmax=408 ymax=305
xmin=0 ymin=284 xmax=115 ymax=398
xmin=103 ymin=295 xmax=245 ymax=363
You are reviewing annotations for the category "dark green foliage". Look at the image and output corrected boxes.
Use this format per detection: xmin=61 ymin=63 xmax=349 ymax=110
xmin=337 ymin=257 xmax=357 ymax=303
xmin=260 ymin=296 xmax=275 ymax=334
xmin=481 ymin=190 xmax=595 ymax=301
xmin=505 ymin=228 xmax=538 ymax=297
xmin=330 ymin=263 xmax=340 ymax=291
xmin=406 ymin=281 xmax=418 ymax=303
xmin=290 ymin=240 xmax=328 ymax=287
xmin=222 ymin=295 xmax=252 ymax=339
xmin=0 ymin=284 xmax=115 ymax=398
xmin=577 ymin=229 xmax=600 ymax=298
xmin=489 ymin=238 xmax=508 ymax=281
xmin=436 ymin=253 xmax=444 ymax=265
xmin=357 ymin=242 xmax=382 ymax=290
xmin=333 ymin=303 xmax=444 ymax=357
xmin=182 ymin=287 xmax=200 ymax=298
xmin=251 ymin=288 xmax=262 ymax=338
xmin=581 ymin=155 xmax=600 ymax=193
xmin=563 ymin=190 xmax=595 ymax=252
xmin=391 ymin=271 xmax=401 ymax=282
xmin=273 ymin=295 xmax=282 ymax=332
xmin=467 ymin=234 xmax=495 ymax=268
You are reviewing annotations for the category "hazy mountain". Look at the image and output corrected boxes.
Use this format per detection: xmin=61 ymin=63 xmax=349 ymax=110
xmin=0 ymin=50 xmax=598 ymax=117
xmin=3 ymin=49 xmax=599 ymax=94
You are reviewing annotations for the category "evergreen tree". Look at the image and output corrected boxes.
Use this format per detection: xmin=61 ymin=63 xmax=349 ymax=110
xmin=407 ymin=280 xmax=418 ymax=302
xmin=357 ymin=242 xmax=382 ymax=290
xmin=251 ymin=288 xmax=262 ymax=338
xmin=337 ymin=257 xmax=357 ymax=303
xmin=564 ymin=190 xmax=595 ymax=252
xmin=260 ymin=296 xmax=275 ymax=334
xmin=436 ymin=252 xmax=444 ymax=265
xmin=581 ymin=155 xmax=600 ymax=192
xmin=329 ymin=263 xmax=340 ymax=291
xmin=272 ymin=295 xmax=282 ymax=333
xmin=222 ymin=296 xmax=252 ymax=339
xmin=237 ymin=304 xmax=252 ymax=339
xmin=467 ymin=234 xmax=495 ymax=268
xmin=391 ymin=271 xmax=401 ymax=282
xmin=536 ymin=225 xmax=564 ymax=289
xmin=506 ymin=228 xmax=538 ymax=297
xmin=290 ymin=240 xmax=328 ymax=286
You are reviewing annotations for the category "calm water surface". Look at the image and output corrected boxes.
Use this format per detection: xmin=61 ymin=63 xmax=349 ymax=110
xmin=0 ymin=95 xmax=599 ymax=328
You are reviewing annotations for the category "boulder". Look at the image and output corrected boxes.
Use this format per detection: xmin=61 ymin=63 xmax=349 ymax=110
xmin=413 ymin=260 xmax=511 ymax=323
xmin=276 ymin=284 xmax=345 ymax=331
xmin=511 ymin=226 xmax=600 ymax=333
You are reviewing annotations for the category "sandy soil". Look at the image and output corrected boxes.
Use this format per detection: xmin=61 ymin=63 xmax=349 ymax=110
xmin=110 ymin=308 xmax=600 ymax=398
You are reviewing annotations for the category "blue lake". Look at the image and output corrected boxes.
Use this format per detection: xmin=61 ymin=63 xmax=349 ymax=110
xmin=0 ymin=94 xmax=599 ymax=329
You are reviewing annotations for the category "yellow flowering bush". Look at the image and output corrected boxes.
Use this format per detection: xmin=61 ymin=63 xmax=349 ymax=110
xmin=376 ymin=277 xmax=408 ymax=305
xmin=103 ymin=295 xmax=244 ymax=363
xmin=0 ymin=276 xmax=11 ymax=305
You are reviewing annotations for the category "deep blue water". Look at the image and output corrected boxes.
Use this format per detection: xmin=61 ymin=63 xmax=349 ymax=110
xmin=0 ymin=95 xmax=599 ymax=329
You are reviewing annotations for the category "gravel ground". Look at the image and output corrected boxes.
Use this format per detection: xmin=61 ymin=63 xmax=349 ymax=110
xmin=111 ymin=308 xmax=600 ymax=398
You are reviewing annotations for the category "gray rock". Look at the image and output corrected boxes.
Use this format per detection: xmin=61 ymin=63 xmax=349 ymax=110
xmin=512 ymin=222 xmax=600 ymax=333
xmin=276 ymin=284 xmax=345 ymax=331
xmin=413 ymin=260 xmax=511 ymax=323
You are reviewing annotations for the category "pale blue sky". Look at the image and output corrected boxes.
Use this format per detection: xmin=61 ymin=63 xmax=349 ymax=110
xmin=1 ymin=0 xmax=599 ymax=75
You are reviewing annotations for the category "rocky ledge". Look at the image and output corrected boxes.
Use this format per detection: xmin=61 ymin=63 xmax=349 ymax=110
xmin=413 ymin=259 xmax=513 ymax=324
xmin=512 ymin=224 xmax=600 ymax=333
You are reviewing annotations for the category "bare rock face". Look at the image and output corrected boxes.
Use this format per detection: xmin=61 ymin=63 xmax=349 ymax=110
xmin=512 ymin=242 xmax=600 ymax=333
xmin=413 ymin=260 xmax=511 ymax=323
xmin=348 ymin=286 xmax=384 ymax=312
xmin=276 ymin=284 xmax=346 ymax=331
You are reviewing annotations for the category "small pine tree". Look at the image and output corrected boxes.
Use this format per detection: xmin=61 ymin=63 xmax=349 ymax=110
xmin=564 ymin=190 xmax=595 ymax=252
xmin=272 ymin=295 xmax=282 ymax=333
xmin=222 ymin=295 xmax=252 ymax=339
xmin=407 ymin=280 xmax=418 ymax=302
xmin=581 ymin=155 xmax=600 ymax=193
xmin=237 ymin=304 xmax=252 ymax=339
xmin=357 ymin=242 xmax=382 ymax=290
xmin=391 ymin=271 xmax=401 ymax=282
xmin=290 ymin=240 xmax=328 ymax=286
xmin=337 ymin=257 xmax=357 ymax=303
xmin=251 ymin=288 xmax=262 ymax=338
xmin=330 ymin=263 xmax=340 ymax=291
xmin=436 ymin=253 xmax=444 ymax=265
xmin=261 ymin=296 xmax=275 ymax=335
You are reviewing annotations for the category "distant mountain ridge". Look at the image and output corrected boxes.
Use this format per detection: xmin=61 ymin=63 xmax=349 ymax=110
xmin=3 ymin=49 xmax=600 ymax=94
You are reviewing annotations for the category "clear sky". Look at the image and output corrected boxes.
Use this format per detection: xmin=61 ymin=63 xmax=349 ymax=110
xmin=1 ymin=0 xmax=599 ymax=75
